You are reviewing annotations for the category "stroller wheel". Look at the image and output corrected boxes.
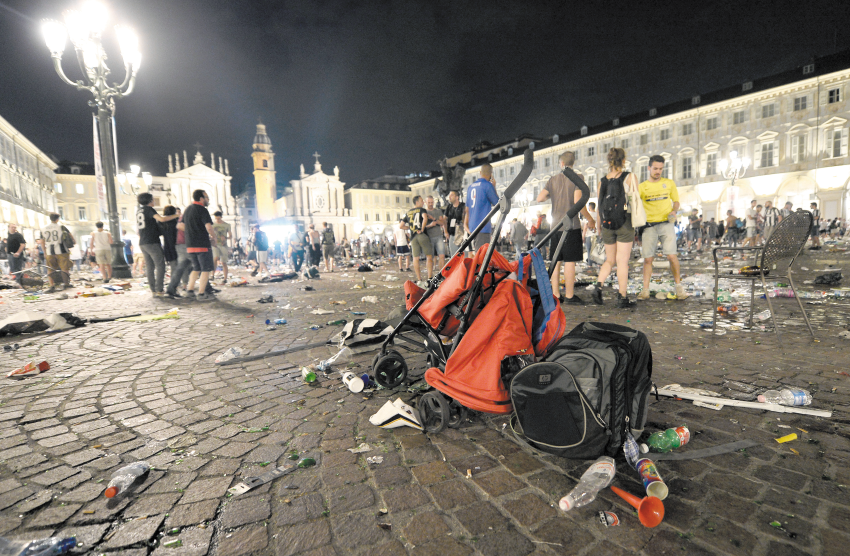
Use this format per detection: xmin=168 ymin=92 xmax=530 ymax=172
xmin=446 ymin=399 xmax=468 ymax=429
xmin=373 ymin=351 xmax=408 ymax=389
xmin=418 ymin=391 xmax=449 ymax=434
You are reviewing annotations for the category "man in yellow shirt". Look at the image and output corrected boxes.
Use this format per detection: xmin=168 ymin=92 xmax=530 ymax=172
xmin=637 ymin=155 xmax=688 ymax=301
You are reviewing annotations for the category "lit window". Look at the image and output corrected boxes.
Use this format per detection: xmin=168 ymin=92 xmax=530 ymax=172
xmin=57 ymin=206 xmax=64 ymax=219
xmin=706 ymin=153 xmax=718 ymax=175
xmin=682 ymin=157 xmax=692 ymax=179
xmin=762 ymin=104 xmax=776 ymax=118
xmin=794 ymin=96 xmax=808 ymax=111
xmin=828 ymin=88 xmax=842 ymax=104
xmin=682 ymin=123 xmax=693 ymax=136
xmin=75 ymin=183 xmax=84 ymax=194
xmin=791 ymin=135 xmax=806 ymax=163
xmin=828 ymin=128 xmax=847 ymax=158
xmin=706 ymin=117 xmax=719 ymax=131
xmin=659 ymin=129 xmax=670 ymax=141
xmin=78 ymin=206 xmax=87 ymax=221
xmin=732 ymin=111 xmax=747 ymax=125
xmin=759 ymin=142 xmax=776 ymax=168
xmin=55 ymin=183 xmax=63 ymax=194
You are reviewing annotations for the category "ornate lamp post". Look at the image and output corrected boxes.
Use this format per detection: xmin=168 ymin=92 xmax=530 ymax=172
xmin=41 ymin=2 xmax=141 ymax=278
xmin=718 ymin=150 xmax=751 ymax=187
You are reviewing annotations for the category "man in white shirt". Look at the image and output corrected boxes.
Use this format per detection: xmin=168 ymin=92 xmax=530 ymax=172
xmin=90 ymin=221 xmax=113 ymax=283
xmin=38 ymin=213 xmax=74 ymax=292
xmin=394 ymin=219 xmax=411 ymax=272
xmin=744 ymin=200 xmax=758 ymax=247
xmin=583 ymin=202 xmax=597 ymax=267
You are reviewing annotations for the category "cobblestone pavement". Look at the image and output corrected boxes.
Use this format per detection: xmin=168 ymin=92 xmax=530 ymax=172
xmin=0 ymin=248 xmax=848 ymax=556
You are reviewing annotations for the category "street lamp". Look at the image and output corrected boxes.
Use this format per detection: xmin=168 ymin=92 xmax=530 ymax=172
xmin=41 ymin=1 xmax=141 ymax=278
xmin=718 ymin=150 xmax=751 ymax=187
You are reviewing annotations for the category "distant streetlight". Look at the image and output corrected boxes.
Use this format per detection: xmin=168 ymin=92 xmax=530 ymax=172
xmin=41 ymin=1 xmax=141 ymax=278
xmin=718 ymin=150 xmax=751 ymax=187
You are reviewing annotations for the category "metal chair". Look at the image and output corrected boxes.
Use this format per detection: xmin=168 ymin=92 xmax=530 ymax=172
xmin=712 ymin=209 xmax=814 ymax=338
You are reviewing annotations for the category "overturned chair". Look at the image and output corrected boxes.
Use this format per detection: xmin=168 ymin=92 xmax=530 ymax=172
xmin=711 ymin=209 xmax=814 ymax=338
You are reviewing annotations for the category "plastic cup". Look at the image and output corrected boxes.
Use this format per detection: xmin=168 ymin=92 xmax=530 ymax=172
xmin=342 ymin=372 xmax=364 ymax=393
xmin=635 ymin=458 xmax=669 ymax=500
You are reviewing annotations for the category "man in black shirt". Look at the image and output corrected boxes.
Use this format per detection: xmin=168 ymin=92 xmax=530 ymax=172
xmin=137 ymin=192 xmax=178 ymax=297
xmin=444 ymin=190 xmax=467 ymax=257
xmin=6 ymin=224 xmax=26 ymax=284
xmin=404 ymin=195 xmax=433 ymax=286
xmin=183 ymin=189 xmax=216 ymax=300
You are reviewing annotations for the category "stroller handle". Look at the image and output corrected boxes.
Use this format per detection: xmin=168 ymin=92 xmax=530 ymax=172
xmin=502 ymin=147 xmax=535 ymax=202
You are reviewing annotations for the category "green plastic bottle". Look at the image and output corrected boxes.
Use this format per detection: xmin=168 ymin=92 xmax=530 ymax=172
xmin=301 ymin=366 xmax=317 ymax=383
xmin=297 ymin=457 xmax=316 ymax=468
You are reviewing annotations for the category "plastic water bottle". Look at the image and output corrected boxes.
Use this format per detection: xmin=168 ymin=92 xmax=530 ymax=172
xmin=643 ymin=426 xmax=691 ymax=453
xmin=104 ymin=461 xmax=150 ymax=498
xmin=758 ymin=389 xmax=812 ymax=406
xmin=301 ymin=366 xmax=318 ymax=383
xmin=753 ymin=310 xmax=772 ymax=321
xmin=316 ymin=347 xmax=353 ymax=372
xmin=265 ymin=318 xmax=287 ymax=325
xmin=558 ymin=456 xmax=616 ymax=511
xmin=0 ymin=536 xmax=76 ymax=556
xmin=770 ymin=288 xmax=795 ymax=298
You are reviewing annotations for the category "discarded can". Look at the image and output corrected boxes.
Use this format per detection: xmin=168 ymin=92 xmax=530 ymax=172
xmin=598 ymin=510 xmax=620 ymax=527
xmin=635 ymin=458 xmax=668 ymax=500
xmin=301 ymin=366 xmax=317 ymax=383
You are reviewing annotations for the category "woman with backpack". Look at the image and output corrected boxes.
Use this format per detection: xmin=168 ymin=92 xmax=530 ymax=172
xmin=591 ymin=148 xmax=638 ymax=308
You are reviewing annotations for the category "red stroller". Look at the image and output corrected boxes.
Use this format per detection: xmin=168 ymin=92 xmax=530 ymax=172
xmin=371 ymin=147 xmax=590 ymax=433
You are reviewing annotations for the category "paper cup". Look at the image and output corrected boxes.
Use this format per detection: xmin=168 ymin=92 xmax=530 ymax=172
xmin=342 ymin=372 xmax=364 ymax=393
xmin=635 ymin=458 xmax=668 ymax=500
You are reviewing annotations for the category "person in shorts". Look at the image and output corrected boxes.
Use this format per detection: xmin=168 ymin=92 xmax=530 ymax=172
xmin=809 ymin=202 xmax=821 ymax=249
xmin=538 ymin=151 xmax=595 ymax=304
xmin=425 ymin=196 xmax=447 ymax=270
xmin=637 ymin=155 xmax=688 ymax=301
xmin=404 ymin=196 xmax=433 ymax=286
xmin=38 ymin=213 xmax=74 ymax=292
xmin=466 ymin=164 xmax=499 ymax=250
xmin=321 ymin=221 xmax=336 ymax=272
xmin=91 ymin=221 xmax=113 ymax=282
xmin=211 ymin=211 xmax=231 ymax=282
xmin=288 ymin=229 xmax=305 ymax=272
xmin=250 ymin=224 xmax=270 ymax=276
xmin=183 ymin=189 xmax=216 ymax=301
xmin=394 ymin=219 xmax=411 ymax=271
xmin=592 ymin=148 xmax=637 ymax=308
xmin=686 ymin=209 xmax=702 ymax=251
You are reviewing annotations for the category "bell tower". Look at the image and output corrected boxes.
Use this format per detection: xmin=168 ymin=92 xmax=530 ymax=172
xmin=252 ymin=122 xmax=277 ymax=221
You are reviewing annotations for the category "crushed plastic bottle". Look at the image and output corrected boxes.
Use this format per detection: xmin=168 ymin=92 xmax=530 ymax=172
xmin=215 ymin=347 xmax=243 ymax=364
xmin=265 ymin=318 xmax=287 ymax=325
xmin=558 ymin=456 xmax=616 ymax=511
xmin=758 ymin=389 xmax=812 ymax=406
xmin=105 ymin=461 xmax=150 ymax=498
xmin=753 ymin=310 xmax=772 ymax=321
xmin=643 ymin=426 xmax=690 ymax=453
xmin=770 ymin=288 xmax=795 ymax=298
xmin=0 ymin=536 xmax=76 ymax=556
xmin=316 ymin=347 xmax=353 ymax=372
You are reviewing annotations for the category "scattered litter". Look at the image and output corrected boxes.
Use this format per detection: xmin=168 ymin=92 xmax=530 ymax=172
xmin=215 ymin=347 xmax=243 ymax=364
xmin=377 ymin=508 xmax=388 ymax=516
xmin=7 ymin=360 xmax=50 ymax=378
xmin=369 ymin=398 xmax=422 ymax=430
xmin=117 ymin=308 xmax=179 ymax=322
xmin=0 ymin=310 xmax=86 ymax=337
xmin=655 ymin=385 xmax=831 ymax=417
xmin=310 ymin=308 xmax=334 ymax=315
xmin=266 ymin=318 xmax=287 ymax=325
xmin=162 ymin=539 xmax=183 ymax=548
xmin=361 ymin=296 xmax=378 ymax=304
xmin=105 ymin=461 xmax=151 ymax=498
xmin=790 ymin=448 xmax=800 ymax=456
xmin=775 ymin=433 xmax=798 ymax=444
xmin=838 ymin=331 xmax=850 ymax=340
xmin=611 ymin=485 xmax=665 ymax=528
xmin=0 ymin=536 xmax=76 ymax=555
xmin=347 ymin=443 xmax=372 ymax=454
xmin=366 ymin=456 xmax=384 ymax=465
xmin=813 ymin=272 xmax=842 ymax=286
xmin=228 ymin=458 xmax=315 ymax=496
xmin=598 ymin=511 xmax=620 ymax=527
xmin=257 ymin=295 xmax=275 ymax=303
xmin=377 ymin=523 xmax=392 ymax=530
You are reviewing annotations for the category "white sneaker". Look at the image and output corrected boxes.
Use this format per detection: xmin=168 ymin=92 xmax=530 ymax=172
xmin=675 ymin=284 xmax=690 ymax=300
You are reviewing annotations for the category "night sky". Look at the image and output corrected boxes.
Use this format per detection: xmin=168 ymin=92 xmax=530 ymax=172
xmin=1 ymin=0 xmax=848 ymax=195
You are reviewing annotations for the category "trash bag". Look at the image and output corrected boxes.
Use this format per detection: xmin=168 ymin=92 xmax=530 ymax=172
xmin=328 ymin=319 xmax=393 ymax=349
xmin=0 ymin=311 xmax=86 ymax=337
xmin=814 ymin=272 xmax=842 ymax=286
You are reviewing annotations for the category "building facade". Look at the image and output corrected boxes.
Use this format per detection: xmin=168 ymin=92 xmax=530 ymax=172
xmin=55 ymin=150 xmax=239 ymax=249
xmin=345 ymin=176 xmax=418 ymax=241
xmin=412 ymin=50 xmax=850 ymax=231
xmin=0 ymin=114 xmax=59 ymax=244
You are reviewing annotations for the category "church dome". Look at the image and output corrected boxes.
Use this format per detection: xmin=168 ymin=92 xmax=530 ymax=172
xmin=253 ymin=123 xmax=272 ymax=147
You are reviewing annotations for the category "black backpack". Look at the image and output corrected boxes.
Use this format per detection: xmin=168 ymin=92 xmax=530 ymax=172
xmin=510 ymin=322 xmax=652 ymax=459
xmin=599 ymin=172 xmax=630 ymax=230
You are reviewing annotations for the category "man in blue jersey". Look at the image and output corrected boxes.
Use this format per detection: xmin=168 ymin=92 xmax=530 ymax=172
xmin=466 ymin=164 xmax=500 ymax=250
